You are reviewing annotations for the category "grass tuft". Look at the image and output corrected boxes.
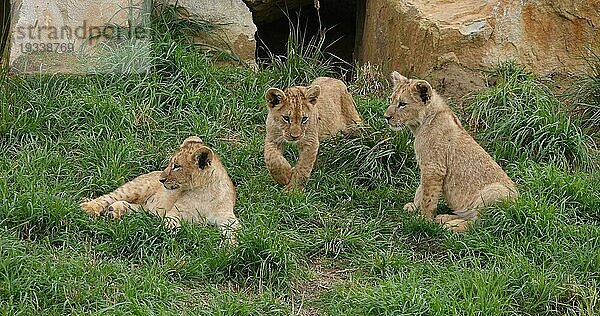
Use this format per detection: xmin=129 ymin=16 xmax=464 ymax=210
xmin=467 ymin=61 xmax=597 ymax=171
xmin=351 ymin=62 xmax=390 ymax=97
xmin=319 ymin=128 xmax=410 ymax=187
xmin=567 ymin=44 xmax=600 ymax=137
xmin=259 ymin=14 xmax=342 ymax=88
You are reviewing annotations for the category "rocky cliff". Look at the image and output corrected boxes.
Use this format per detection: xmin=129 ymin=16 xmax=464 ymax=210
xmin=359 ymin=0 xmax=600 ymax=96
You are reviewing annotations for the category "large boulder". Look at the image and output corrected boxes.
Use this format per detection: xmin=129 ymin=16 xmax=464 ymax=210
xmin=8 ymin=0 xmax=152 ymax=73
xmin=6 ymin=0 xmax=258 ymax=72
xmin=176 ymin=0 xmax=257 ymax=66
xmin=359 ymin=0 xmax=600 ymax=97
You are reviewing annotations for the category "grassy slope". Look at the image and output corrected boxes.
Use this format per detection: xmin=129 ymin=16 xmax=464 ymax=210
xmin=1 ymin=50 xmax=599 ymax=315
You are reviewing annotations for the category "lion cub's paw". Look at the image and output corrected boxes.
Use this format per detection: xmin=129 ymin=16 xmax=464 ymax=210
xmin=106 ymin=201 xmax=131 ymax=219
xmin=442 ymin=219 xmax=470 ymax=233
xmin=283 ymin=178 xmax=304 ymax=193
xmin=163 ymin=216 xmax=182 ymax=231
xmin=434 ymin=214 xmax=461 ymax=224
xmin=403 ymin=202 xmax=418 ymax=212
xmin=283 ymin=183 xmax=303 ymax=193
xmin=80 ymin=200 xmax=104 ymax=217
xmin=221 ymin=231 xmax=238 ymax=246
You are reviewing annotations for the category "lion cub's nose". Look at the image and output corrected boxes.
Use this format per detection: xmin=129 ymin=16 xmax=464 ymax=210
xmin=384 ymin=115 xmax=392 ymax=121
xmin=159 ymin=178 xmax=166 ymax=184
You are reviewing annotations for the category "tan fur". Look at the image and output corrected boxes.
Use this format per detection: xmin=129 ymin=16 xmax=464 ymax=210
xmin=264 ymin=77 xmax=362 ymax=191
xmin=80 ymin=136 xmax=240 ymax=243
xmin=384 ymin=72 xmax=518 ymax=232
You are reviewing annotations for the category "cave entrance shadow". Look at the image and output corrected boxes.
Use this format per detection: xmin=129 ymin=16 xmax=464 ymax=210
xmin=252 ymin=0 xmax=364 ymax=79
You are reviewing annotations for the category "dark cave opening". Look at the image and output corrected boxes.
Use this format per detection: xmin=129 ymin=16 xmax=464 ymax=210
xmin=253 ymin=0 xmax=361 ymax=71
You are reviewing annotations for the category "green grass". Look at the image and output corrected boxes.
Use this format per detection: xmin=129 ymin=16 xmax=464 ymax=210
xmin=467 ymin=62 xmax=597 ymax=171
xmin=259 ymin=14 xmax=346 ymax=88
xmin=1 ymin=40 xmax=600 ymax=315
xmin=567 ymin=44 xmax=600 ymax=138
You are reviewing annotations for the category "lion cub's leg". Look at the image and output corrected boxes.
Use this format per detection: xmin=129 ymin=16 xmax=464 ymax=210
xmin=436 ymin=183 xmax=516 ymax=233
xmin=340 ymin=92 xmax=363 ymax=131
xmin=434 ymin=214 xmax=462 ymax=223
xmin=80 ymin=199 xmax=108 ymax=217
xmin=469 ymin=183 xmax=518 ymax=211
xmin=404 ymin=184 xmax=423 ymax=212
xmin=80 ymin=192 xmax=127 ymax=217
xmin=81 ymin=172 xmax=158 ymax=218
xmin=285 ymin=139 xmax=319 ymax=191
xmin=433 ymin=214 xmax=470 ymax=232
xmin=442 ymin=219 xmax=470 ymax=233
xmin=106 ymin=201 xmax=141 ymax=219
xmin=214 ymin=216 xmax=241 ymax=245
xmin=418 ymin=170 xmax=445 ymax=220
xmin=265 ymin=141 xmax=293 ymax=186
xmin=162 ymin=213 xmax=183 ymax=230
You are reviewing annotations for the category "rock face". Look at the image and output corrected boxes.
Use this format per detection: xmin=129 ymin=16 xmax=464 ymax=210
xmin=176 ymin=0 xmax=257 ymax=66
xmin=9 ymin=0 xmax=152 ymax=73
xmin=7 ymin=0 xmax=257 ymax=72
xmin=359 ymin=0 xmax=600 ymax=97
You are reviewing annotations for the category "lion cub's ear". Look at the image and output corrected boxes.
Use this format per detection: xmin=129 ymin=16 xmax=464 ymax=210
xmin=181 ymin=136 xmax=204 ymax=148
xmin=413 ymin=80 xmax=433 ymax=104
xmin=195 ymin=147 xmax=214 ymax=170
xmin=306 ymin=85 xmax=320 ymax=105
xmin=391 ymin=71 xmax=409 ymax=89
xmin=265 ymin=88 xmax=285 ymax=108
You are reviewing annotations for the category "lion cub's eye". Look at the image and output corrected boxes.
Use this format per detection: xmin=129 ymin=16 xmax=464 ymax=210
xmin=282 ymin=115 xmax=291 ymax=123
xmin=397 ymin=101 xmax=407 ymax=108
xmin=301 ymin=116 xmax=309 ymax=124
xmin=172 ymin=163 xmax=181 ymax=170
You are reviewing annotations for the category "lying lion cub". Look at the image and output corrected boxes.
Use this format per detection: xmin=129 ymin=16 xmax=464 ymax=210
xmin=80 ymin=136 xmax=240 ymax=243
xmin=264 ymin=77 xmax=362 ymax=191
xmin=384 ymin=72 xmax=517 ymax=232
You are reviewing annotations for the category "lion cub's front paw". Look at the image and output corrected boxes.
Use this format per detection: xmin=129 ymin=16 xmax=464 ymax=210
xmin=403 ymin=202 xmax=418 ymax=212
xmin=442 ymin=219 xmax=470 ymax=233
xmin=434 ymin=214 xmax=461 ymax=224
xmin=106 ymin=201 xmax=130 ymax=219
xmin=80 ymin=200 xmax=104 ymax=217
xmin=220 ymin=230 xmax=238 ymax=246
xmin=283 ymin=175 xmax=304 ymax=193
xmin=283 ymin=182 xmax=304 ymax=193
xmin=163 ymin=216 xmax=182 ymax=230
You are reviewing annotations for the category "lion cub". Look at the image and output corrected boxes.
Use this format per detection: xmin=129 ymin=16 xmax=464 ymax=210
xmin=264 ymin=77 xmax=362 ymax=191
xmin=80 ymin=136 xmax=240 ymax=243
xmin=384 ymin=72 xmax=517 ymax=232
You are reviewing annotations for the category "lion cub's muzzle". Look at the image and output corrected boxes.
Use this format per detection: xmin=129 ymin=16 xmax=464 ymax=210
xmin=159 ymin=177 xmax=180 ymax=190
xmin=285 ymin=132 xmax=305 ymax=143
xmin=387 ymin=123 xmax=403 ymax=131
xmin=286 ymin=135 xmax=302 ymax=142
xmin=384 ymin=115 xmax=403 ymax=131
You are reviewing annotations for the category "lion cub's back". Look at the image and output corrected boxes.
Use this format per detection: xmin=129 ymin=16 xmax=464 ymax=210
xmin=311 ymin=77 xmax=361 ymax=139
xmin=445 ymin=131 xmax=517 ymax=212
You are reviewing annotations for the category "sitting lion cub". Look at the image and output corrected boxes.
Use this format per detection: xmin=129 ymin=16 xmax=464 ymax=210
xmin=384 ymin=72 xmax=517 ymax=232
xmin=264 ymin=77 xmax=362 ymax=191
xmin=80 ymin=136 xmax=240 ymax=243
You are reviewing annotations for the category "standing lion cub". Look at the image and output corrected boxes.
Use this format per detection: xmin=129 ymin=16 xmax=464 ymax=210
xmin=80 ymin=136 xmax=240 ymax=243
xmin=384 ymin=72 xmax=517 ymax=232
xmin=264 ymin=77 xmax=362 ymax=191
